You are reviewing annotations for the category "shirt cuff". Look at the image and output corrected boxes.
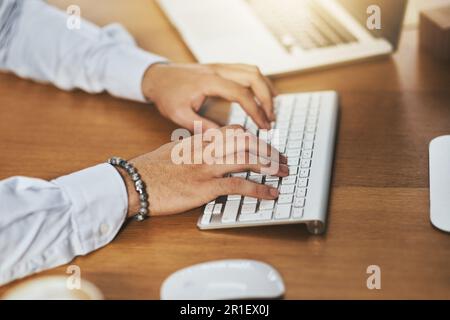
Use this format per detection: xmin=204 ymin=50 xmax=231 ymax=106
xmin=52 ymin=163 xmax=128 ymax=255
xmin=105 ymin=45 xmax=167 ymax=102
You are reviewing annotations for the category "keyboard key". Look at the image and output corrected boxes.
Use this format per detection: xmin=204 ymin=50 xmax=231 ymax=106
xmin=306 ymin=125 xmax=316 ymax=133
xmin=304 ymin=133 xmax=315 ymax=141
xmin=296 ymin=187 xmax=307 ymax=197
xmin=287 ymin=157 xmax=300 ymax=166
xmin=286 ymin=149 xmax=301 ymax=157
xmin=258 ymin=130 xmax=271 ymax=142
xmin=265 ymin=175 xmax=280 ymax=181
xmin=291 ymin=120 xmax=305 ymax=128
xmin=275 ymin=204 xmax=291 ymax=220
xmin=228 ymin=194 xmax=242 ymax=201
xmin=280 ymin=184 xmax=295 ymax=194
xmin=259 ymin=200 xmax=275 ymax=210
xmin=292 ymin=106 xmax=308 ymax=117
xmin=288 ymin=136 xmax=302 ymax=143
xmin=277 ymin=128 xmax=289 ymax=136
xmin=276 ymin=121 xmax=290 ymax=129
xmin=229 ymin=116 xmax=246 ymax=126
xmin=222 ymin=200 xmax=241 ymax=223
xmin=276 ymin=135 xmax=288 ymax=145
xmin=302 ymin=150 xmax=313 ymax=158
xmin=278 ymin=194 xmax=293 ymax=204
xmin=300 ymin=159 xmax=312 ymax=168
xmin=201 ymin=213 xmax=212 ymax=225
xmin=243 ymin=196 xmax=258 ymax=204
xmin=298 ymin=178 xmax=308 ymax=187
xmin=245 ymin=117 xmax=256 ymax=128
xmin=294 ymin=197 xmax=305 ymax=208
xmin=265 ymin=181 xmax=279 ymax=188
xmin=292 ymin=207 xmax=304 ymax=219
xmin=299 ymin=169 xmax=310 ymax=178
xmin=267 ymin=128 xmax=277 ymax=138
xmin=239 ymin=210 xmax=272 ymax=222
xmin=289 ymin=166 xmax=299 ymax=175
xmin=289 ymin=132 xmax=303 ymax=140
xmin=231 ymin=172 xmax=247 ymax=178
xmin=307 ymin=117 xmax=317 ymax=124
xmin=287 ymin=141 xmax=302 ymax=150
xmin=247 ymin=127 xmax=257 ymax=135
xmin=293 ymin=110 xmax=306 ymax=118
xmin=310 ymin=95 xmax=320 ymax=108
xmin=296 ymin=95 xmax=310 ymax=107
xmin=282 ymin=175 xmax=297 ymax=185
xmin=230 ymin=104 xmax=246 ymax=116
xmin=248 ymin=175 xmax=263 ymax=184
xmin=204 ymin=203 xmax=215 ymax=215
xmin=213 ymin=203 xmax=223 ymax=214
xmin=241 ymin=203 xmax=257 ymax=214
xmin=303 ymin=141 xmax=314 ymax=150
xmin=290 ymin=126 xmax=304 ymax=133
xmin=293 ymin=108 xmax=307 ymax=116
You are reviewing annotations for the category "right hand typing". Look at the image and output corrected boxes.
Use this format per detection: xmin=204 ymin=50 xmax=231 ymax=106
xmin=116 ymin=125 xmax=288 ymax=218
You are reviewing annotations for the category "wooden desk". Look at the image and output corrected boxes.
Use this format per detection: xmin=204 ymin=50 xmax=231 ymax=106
xmin=0 ymin=0 xmax=449 ymax=299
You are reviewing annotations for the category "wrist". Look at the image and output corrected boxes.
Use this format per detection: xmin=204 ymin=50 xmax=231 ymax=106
xmin=141 ymin=62 xmax=168 ymax=102
xmin=115 ymin=166 xmax=141 ymax=219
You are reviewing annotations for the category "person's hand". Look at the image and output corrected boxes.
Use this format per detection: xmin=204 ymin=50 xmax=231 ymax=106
xmin=141 ymin=63 xmax=277 ymax=132
xmin=116 ymin=126 xmax=288 ymax=217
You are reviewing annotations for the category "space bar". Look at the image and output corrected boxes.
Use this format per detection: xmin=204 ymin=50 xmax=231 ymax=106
xmin=222 ymin=201 xmax=240 ymax=223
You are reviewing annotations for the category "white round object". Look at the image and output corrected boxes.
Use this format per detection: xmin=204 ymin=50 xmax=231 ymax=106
xmin=2 ymin=276 xmax=103 ymax=300
xmin=160 ymin=259 xmax=285 ymax=300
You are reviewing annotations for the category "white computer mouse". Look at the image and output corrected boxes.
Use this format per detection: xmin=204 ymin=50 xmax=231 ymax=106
xmin=160 ymin=259 xmax=285 ymax=300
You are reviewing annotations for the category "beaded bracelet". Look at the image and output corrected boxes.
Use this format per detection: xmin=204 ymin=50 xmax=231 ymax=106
xmin=107 ymin=157 xmax=149 ymax=221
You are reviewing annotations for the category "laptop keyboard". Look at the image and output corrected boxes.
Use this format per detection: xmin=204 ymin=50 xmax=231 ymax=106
xmin=198 ymin=91 xmax=339 ymax=234
xmin=247 ymin=0 xmax=357 ymax=51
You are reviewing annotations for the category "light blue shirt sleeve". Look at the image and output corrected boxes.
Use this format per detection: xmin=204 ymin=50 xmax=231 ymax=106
xmin=0 ymin=0 xmax=167 ymax=102
xmin=0 ymin=164 xmax=128 ymax=286
xmin=0 ymin=0 xmax=165 ymax=284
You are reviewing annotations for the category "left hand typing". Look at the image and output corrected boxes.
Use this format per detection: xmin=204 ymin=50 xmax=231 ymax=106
xmin=141 ymin=63 xmax=277 ymax=131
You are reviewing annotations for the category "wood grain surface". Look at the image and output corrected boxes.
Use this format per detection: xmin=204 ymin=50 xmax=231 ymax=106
xmin=0 ymin=0 xmax=449 ymax=299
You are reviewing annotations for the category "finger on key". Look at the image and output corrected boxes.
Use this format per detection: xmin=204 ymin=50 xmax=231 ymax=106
xmin=229 ymin=64 xmax=278 ymax=97
xmin=210 ymin=64 xmax=276 ymax=121
xmin=210 ymin=157 xmax=289 ymax=177
xmin=216 ymin=177 xmax=279 ymax=199
xmin=204 ymin=76 xmax=271 ymax=129
xmin=216 ymin=126 xmax=287 ymax=164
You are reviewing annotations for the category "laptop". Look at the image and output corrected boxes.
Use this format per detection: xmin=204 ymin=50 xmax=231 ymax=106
xmin=158 ymin=0 xmax=408 ymax=75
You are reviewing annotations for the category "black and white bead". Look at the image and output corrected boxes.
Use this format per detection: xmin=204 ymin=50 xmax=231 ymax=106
xmin=107 ymin=157 xmax=149 ymax=221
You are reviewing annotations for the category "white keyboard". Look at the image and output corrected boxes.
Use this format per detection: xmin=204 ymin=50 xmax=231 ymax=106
xmin=198 ymin=91 xmax=339 ymax=234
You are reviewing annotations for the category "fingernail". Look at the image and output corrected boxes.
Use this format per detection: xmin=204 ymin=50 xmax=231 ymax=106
xmin=270 ymin=112 xmax=276 ymax=121
xmin=270 ymin=188 xmax=279 ymax=197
